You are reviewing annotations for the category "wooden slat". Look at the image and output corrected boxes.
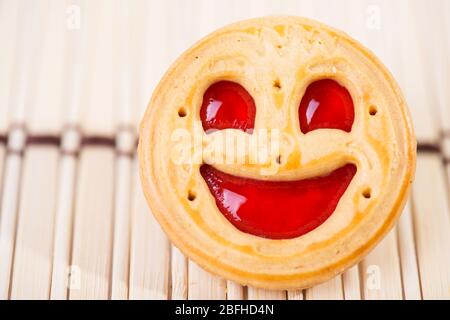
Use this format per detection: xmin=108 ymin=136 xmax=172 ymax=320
xmin=68 ymin=148 xmax=115 ymax=299
xmin=0 ymin=150 xmax=23 ymax=299
xmin=277 ymin=0 xmax=305 ymax=17
xmin=129 ymin=159 xmax=170 ymax=299
xmin=64 ymin=0 xmax=117 ymax=299
xmin=128 ymin=0 xmax=189 ymax=301
xmin=110 ymin=154 xmax=132 ymax=299
xmin=0 ymin=0 xmax=20 ymax=133
xmin=111 ymin=0 xmax=134 ymax=128
xmin=188 ymin=261 xmax=226 ymax=300
xmin=9 ymin=146 xmax=58 ymax=299
xmin=28 ymin=0 xmax=65 ymax=135
xmin=76 ymin=0 xmax=114 ymax=136
xmin=109 ymin=1 xmax=135 ymax=298
xmin=131 ymin=0 xmax=171 ymax=126
xmin=246 ymin=0 xmax=268 ymax=21
xmin=442 ymin=0 xmax=450 ymax=44
xmin=311 ymin=0 xmax=346 ymax=33
xmin=171 ymin=247 xmax=188 ymax=300
xmin=227 ymin=281 xmax=244 ymax=300
xmin=189 ymin=0 xmax=217 ymax=44
xmin=342 ymin=266 xmax=362 ymax=300
xmin=337 ymin=0 xmax=369 ymax=45
xmin=360 ymin=229 xmax=403 ymax=299
xmin=0 ymin=127 xmax=27 ymax=300
xmin=247 ymin=288 xmax=286 ymax=300
xmin=410 ymin=1 xmax=450 ymax=135
xmin=0 ymin=144 xmax=5 ymax=277
xmin=49 ymin=0 xmax=85 ymax=297
xmin=48 ymin=0 xmax=85 ymax=298
xmin=0 ymin=0 xmax=46 ymax=298
xmin=388 ymin=0 xmax=438 ymax=144
xmin=9 ymin=2 xmax=67 ymax=298
xmin=7 ymin=0 xmax=48 ymax=127
xmin=0 ymin=145 xmax=5 ymax=192
xmin=128 ymin=0 xmax=186 ymax=301
xmin=412 ymin=154 xmax=450 ymax=299
xmin=287 ymin=290 xmax=304 ymax=300
xmin=50 ymin=144 xmax=78 ymax=299
xmin=61 ymin=0 xmax=90 ymax=126
xmin=397 ymin=200 xmax=422 ymax=299
xmin=305 ymin=276 xmax=344 ymax=300
xmin=0 ymin=0 xmax=48 ymax=298
xmin=439 ymin=0 xmax=450 ymax=130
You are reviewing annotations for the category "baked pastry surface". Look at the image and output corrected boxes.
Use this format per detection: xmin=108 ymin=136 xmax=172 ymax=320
xmin=139 ymin=16 xmax=416 ymax=289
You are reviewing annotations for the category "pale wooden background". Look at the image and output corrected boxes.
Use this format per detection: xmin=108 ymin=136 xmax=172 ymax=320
xmin=0 ymin=0 xmax=449 ymax=300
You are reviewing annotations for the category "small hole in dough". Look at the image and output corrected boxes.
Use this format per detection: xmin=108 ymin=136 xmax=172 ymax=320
xmin=276 ymin=155 xmax=282 ymax=165
xmin=273 ymin=79 xmax=282 ymax=90
xmin=178 ymin=107 xmax=187 ymax=117
xmin=362 ymin=188 xmax=371 ymax=199
xmin=187 ymin=190 xmax=196 ymax=201
xmin=369 ymin=105 xmax=378 ymax=116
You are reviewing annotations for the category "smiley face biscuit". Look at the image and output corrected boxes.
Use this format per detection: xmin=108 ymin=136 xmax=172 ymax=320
xmin=139 ymin=16 xmax=416 ymax=290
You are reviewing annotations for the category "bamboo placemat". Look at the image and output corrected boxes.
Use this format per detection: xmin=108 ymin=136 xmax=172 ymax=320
xmin=0 ymin=0 xmax=449 ymax=300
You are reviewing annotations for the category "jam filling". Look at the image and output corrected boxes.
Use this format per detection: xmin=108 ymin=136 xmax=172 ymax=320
xmin=299 ymin=79 xmax=354 ymax=133
xmin=198 ymin=79 xmax=356 ymax=239
xmin=200 ymin=81 xmax=256 ymax=132
xmin=200 ymin=164 xmax=356 ymax=239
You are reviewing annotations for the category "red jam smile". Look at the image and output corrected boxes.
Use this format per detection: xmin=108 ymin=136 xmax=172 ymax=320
xmin=299 ymin=79 xmax=354 ymax=133
xmin=200 ymin=164 xmax=357 ymax=239
xmin=200 ymin=81 xmax=256 ymax=132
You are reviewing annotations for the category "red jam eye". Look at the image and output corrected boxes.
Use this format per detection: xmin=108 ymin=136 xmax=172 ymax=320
xmin=299 ymin=79 xmax=354 ymax=133
xmin=200 ymin=81 xmax=256 ymax=132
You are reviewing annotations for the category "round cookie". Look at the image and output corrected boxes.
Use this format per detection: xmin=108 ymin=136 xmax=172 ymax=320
xmin=139 ymin=16 xmax=416 ymax=290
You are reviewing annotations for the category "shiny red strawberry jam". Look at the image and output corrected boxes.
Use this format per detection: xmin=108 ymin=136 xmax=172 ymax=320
xmin=200 ymin=81 xmax=256 ymax=132
xmin=299 ymin=79 xmax=354 ymax=133
xmin=200 ymin=164 xmax=357 ymax=239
